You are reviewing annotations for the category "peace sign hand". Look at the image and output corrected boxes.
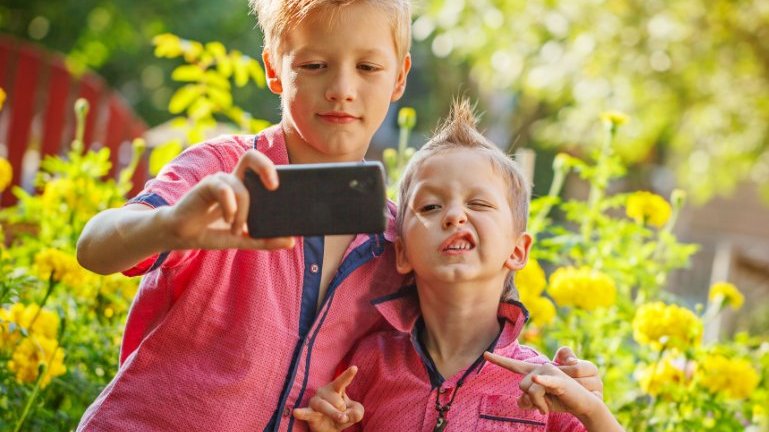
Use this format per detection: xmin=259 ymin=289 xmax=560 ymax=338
xmin=293 ymin=366 xmax=364 ymax=432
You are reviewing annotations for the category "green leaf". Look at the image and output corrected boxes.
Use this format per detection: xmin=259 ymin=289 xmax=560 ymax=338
xmin=168 ymin=84 xmax=203 ymax=114
xmin=149 ymin=140 xmax=183 ymax=176
xmin=171 ymin=65 xmax=204 ymax=82
xmin=248 ymin=59 xmax=266 ymax=88
xmin=203 ymin=70 xmax=231 ymax=90
xmin=232 ymin=53 xmax=249 ymax=87
xmin=207 ymin=86 xmax=233 ymax=109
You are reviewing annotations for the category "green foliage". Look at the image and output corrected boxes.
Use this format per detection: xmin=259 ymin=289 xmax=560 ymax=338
xmin=149 ymin=33 xmax=271 ymax=174
xmin=417 ymin=0 xmax=769 ymax=204
xmin=0 ymin=99 xmax=144 ymax=430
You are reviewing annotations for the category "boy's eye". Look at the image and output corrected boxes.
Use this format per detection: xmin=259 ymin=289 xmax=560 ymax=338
xmin=299 ymin=63 xmax=325 ymax=71
xmin=418 ymin=204 xmax=441 ymax=213
xmin=358 ymin=63 xmax=380 ymax=72
xmin=469 ymin=200 xmax=494 ymax=209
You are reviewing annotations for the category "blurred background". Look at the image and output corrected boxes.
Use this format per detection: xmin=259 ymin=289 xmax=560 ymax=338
xmin=1 ymin=0 xmax=767 ymax=337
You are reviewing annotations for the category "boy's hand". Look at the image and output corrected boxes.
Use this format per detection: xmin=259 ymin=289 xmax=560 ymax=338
xmin=552 ymin=346 xmax=603 ymax=400
xmin=293 ymin=366 xmax=364 ymax=432
xmin=166 ymin=150 xmax=295 ymax=251
xmin=484 ymin=352 xmax=602 ymax=417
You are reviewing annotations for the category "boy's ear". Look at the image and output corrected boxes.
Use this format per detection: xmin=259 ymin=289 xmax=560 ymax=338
xmin=262 ymin=49 xmax=283 ymax=94
xmin=390 ymin=53 xmax=412 ymax=102
xmin=504 ymin=232 xmax=533 ymax=272
xmin=394 ymin=237 xmax=413 ymax=275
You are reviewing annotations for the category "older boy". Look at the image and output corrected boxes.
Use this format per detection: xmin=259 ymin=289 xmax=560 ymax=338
xmin=295 ymin=100 xmax=622 ymax=431
xmin=77 ymin=1 xmax=410 ymax=430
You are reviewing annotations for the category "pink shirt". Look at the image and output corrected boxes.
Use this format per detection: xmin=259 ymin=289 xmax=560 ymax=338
xmin=78 ymin=126 xmax=404 ymax=431
xmin=345 ymin=287 xmax=587 ymax=432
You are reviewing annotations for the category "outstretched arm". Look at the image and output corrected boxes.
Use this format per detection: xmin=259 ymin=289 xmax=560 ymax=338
xmin=77 ymin=150 xmax=294 ymax=274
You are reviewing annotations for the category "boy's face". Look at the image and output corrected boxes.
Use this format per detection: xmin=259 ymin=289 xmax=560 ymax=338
xmin=395 ymin=149 xmax=531 ymax=289
xmin=262 ymin=2 xmax=411 ymax=164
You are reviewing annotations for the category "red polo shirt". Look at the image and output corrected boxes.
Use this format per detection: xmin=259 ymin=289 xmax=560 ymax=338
xmin=78 ymin=126 xmax=404 ymax=431
xmin=346 ymin=287 xmax=587 ymax=431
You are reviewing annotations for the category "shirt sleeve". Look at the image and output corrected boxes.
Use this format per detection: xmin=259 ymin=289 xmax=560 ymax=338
xmin=121 ymin=136 xmax=245 ymax=275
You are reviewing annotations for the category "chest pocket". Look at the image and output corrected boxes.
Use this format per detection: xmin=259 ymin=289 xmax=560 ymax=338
xmin=477 ymin=394 xmax=547 ymax=432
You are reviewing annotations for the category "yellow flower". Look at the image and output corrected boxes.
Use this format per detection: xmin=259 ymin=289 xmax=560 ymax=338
xmin=41 ymin=178 xmax=78 ymax=210
xmin=34 ymin=248 xmax=98 ymax=295
xmin=523 ymin=296 xmax=556 ymax=327
xmin=0 ymin=303 xmax=60 ymax=350
xmin=708 ymin=282 xmax=744 ymax=310
xmin=637 ymin=355 xmax=688 ymax=397
xmin=626 ymin=191 xmax=672 ymax=228
xmin=0 ymin=87 xmax=5 ymax=110
xmin=697 ymin=354 xmax=759 ymax=399
xmin=516 ymin=259 xmax=547 ymax=299
xmin=7 ymin=335 xmax=66 ymax=388
xmin=600 ymin=111 xmax=630 ymax=127
xmin=547 ymin=267 xmax=617 ymax=310
xmin=0 ymin=157 xmax=12 ymax=193
xmin=633 ymin=302 xmax=703 ymax=350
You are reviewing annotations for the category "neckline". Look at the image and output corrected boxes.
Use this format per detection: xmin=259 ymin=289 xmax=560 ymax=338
xmin=413 ymin=317 xmax=504 ymax=389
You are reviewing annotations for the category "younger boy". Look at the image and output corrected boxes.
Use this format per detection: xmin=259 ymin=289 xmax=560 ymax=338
xmin=295 ymin=99 xmax=623 ymax=431
xmin=76 ymin=1 xmax=411 ymax=430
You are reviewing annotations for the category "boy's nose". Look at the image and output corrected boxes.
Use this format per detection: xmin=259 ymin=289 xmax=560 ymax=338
xmin=325 ymin=71 xmax=355 ymax=102
xmin=442 ymin=206 xmax=467 ymax=229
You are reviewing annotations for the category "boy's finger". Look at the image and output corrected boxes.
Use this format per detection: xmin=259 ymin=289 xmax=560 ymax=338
xmin=331 ymin=366 xmax=359 ymax=394
xmin=518 ymin=394 xmax=533 ymax=410
xmin=234 ymin=149 xmax=279 ymax=190
xmin=292 ymin=407 xmax=317 ymax=422
xmin=215 ymin=174 xmax=250 ymax=234
xmin=243 ymin=236 xmax=296 ymax=250
xmin=345 ymin=401 xmax=365 ymax=425
xmin=484 ymin=352 xmax=538 ymax=375
xmin=525 ymin=382 xmax=550 ymax=415
xmin=309 ymin=396 xmax=348 ymax=424
xmin=532 ymin=374 xmax=568 ymax=396
xmin=553 ymin=346 xmax=579 ymax=366
xmin=202 ymin=175 xmax=238 ymax=224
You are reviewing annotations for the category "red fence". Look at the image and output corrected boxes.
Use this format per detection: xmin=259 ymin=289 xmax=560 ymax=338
xmin=0 ymin=35 xmax=148 ymax=207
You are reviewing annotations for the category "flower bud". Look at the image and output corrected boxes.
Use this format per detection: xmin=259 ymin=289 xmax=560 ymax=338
xmin=75 ymin=98 xmax=90 ymax=119
xmin=398 ymin=107 xmax=416 ymax=130
xmin=671 ymin=188 xmax=686 ymax=209
xmin=382 ymin=148 xmax=397 ymax=168
xmin=600 ymin=111 xmax=629 ymax=128
xmin=553 ymin=153 xmax=571 ymax=172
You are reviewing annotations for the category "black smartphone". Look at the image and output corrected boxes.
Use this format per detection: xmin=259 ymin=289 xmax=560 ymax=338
xmin=244 ymin=161 xmax=387 ymax=238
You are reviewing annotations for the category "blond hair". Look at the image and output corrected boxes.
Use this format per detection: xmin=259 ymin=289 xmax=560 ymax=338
xmin=396 ymin=98 xmax=531 ymax=300
xmin=249 ymin=0 xmax=411 ymax=60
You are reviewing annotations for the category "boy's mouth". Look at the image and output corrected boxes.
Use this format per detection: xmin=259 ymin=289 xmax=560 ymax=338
xmin=440 ymin=231 xmax=476 ymax=253
xmin=317 ymin=111 xmax=360 ymax=124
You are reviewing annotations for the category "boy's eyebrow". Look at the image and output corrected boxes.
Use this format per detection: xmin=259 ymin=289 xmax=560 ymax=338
xmin=291 ymin=46 xmax=391 ymax=59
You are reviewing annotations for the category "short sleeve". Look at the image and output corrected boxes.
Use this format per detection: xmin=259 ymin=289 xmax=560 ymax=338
xmin=121 ymin=135 xmax=250 ymax=275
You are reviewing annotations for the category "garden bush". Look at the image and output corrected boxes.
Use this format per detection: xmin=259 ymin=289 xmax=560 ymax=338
xmin=0 ymin=36 xmax=766 ymax=431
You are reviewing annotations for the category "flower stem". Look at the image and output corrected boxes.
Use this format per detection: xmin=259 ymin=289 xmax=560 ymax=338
xmin=582 ymin=124 xmax=615 ymax=243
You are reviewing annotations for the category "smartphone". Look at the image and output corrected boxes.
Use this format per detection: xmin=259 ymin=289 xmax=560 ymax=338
xmin=244 ymin=161 xmax=387 ymax=238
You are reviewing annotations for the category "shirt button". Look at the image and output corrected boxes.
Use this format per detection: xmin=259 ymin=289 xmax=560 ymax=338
xmin=439 ymin=388 xmax=447 ymax=394
xmin=310 ymin=263 xmax=319 ymax=273
xmin=283 ymin=407 xmax=291 ymax=417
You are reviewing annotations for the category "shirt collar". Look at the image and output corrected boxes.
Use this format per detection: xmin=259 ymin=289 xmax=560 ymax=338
xmin=371 ymin=286 xmax=530 ymax=343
